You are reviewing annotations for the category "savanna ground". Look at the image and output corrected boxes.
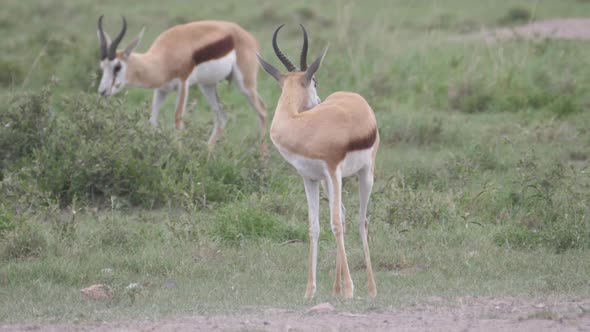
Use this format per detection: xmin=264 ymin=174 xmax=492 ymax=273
xmin=1 ymin=0 xmax=590 ymax=331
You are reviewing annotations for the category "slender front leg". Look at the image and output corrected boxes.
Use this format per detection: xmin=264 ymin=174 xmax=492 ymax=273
xmin=174 ymin=80 xmax=189 ymax=130
xmin=322 ymin=179 xmax=341 ymax=295
xmin=327 ymin=169 xmax=354 ymax=299
xmin=150 ymin=89 xmax=169 ymax=127
xmin=199 ymin=84 xmax=228 ymax=155
xmin=303 ymin=178 xmax=320 ymax=299
xmin=335 ymin=201 xmax=347 ymax=295
xmin=358 ymin=167 xmax=377 ymax=298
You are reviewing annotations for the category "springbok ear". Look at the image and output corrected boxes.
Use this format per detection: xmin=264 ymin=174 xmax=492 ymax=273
xmin=123 ymin=27 xmax=144 ymax=58
xmin=257 ymin=53 xmax=283 ymax=84
xmin=304 ymin=46 xmax=329 ymax=85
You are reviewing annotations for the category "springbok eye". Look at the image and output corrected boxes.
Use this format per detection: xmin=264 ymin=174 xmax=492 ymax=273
xmin=113 ymin=63 xmax=122 ymax=74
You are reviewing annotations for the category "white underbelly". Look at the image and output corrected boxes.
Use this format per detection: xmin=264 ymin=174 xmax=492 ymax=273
xmin=273 ymin=138 xmax=373 ymax=180
xmin=273 ymin=141 xmax=327 ymax=180
xmin=188 ymin=50 xmax=236 ymax=86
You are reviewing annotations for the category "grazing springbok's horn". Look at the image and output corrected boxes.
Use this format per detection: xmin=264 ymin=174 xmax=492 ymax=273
xmin=272 ymin=24 xmax=297 ymax=72
xmin=299 ymin=24 xmax=308 ymax=70
xmin=98 ymin=15 xmax=108 ymax=60
xmin=108 ymin=16 xmax=127 ymax=60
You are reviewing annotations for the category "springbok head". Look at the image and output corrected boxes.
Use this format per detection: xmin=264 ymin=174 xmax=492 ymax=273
xmin=96 ymin=16 xmax=144 ymax=96
xmin=257 ymin=24 xmax=328 ymax=110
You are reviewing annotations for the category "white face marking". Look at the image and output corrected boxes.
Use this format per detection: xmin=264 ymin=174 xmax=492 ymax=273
xmin=98 ymin=58 xmax=128 ymax=96
xmin=305 ymin=78 xmax=321 ymax=110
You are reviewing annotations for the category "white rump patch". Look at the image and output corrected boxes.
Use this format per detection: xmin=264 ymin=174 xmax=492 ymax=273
xmin=189 ymin=50 xmax=236 ymax=86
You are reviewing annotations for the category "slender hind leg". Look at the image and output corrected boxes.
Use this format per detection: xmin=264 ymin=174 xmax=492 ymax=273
xmin=327 ymin=168 xmax=353 ymax=299
xmin=303 ymin=178 xmax=320 ymax=299
xmin=322 ymin=179 xmax=345 ymax=295
xmin=358 ymin=166 xmax=377 ymax=298
xmin=198 ymin=83 xmax=227 ymax=155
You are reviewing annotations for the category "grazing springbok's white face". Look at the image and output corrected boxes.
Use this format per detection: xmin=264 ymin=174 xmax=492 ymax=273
xmin=96 ymin=16 xmax=142 ymax=97
xmin=98 ymin=57 xmax=128 ymax=97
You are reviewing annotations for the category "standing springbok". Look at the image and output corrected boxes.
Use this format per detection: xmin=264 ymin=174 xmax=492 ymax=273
xmin=96 ymin=16 xmax=267 ymax=153
xmin=257 ymin=25 xmax=379 ymax=299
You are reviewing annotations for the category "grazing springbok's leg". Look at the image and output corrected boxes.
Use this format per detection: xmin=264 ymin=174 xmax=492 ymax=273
xmin=232 ymin=65 xmax=267 ymax=154
xmin=327 ymin=168 xmax=354 ymax=299
xmin=175 ymin=80 xmax=189 ymax=130
xmin=303 ymin=178 xmax=320 ymax=299
xmin=199 ymin=83 xmax=228 ymax=152
xmin=358 ymin=166 xmax=377 ymax=298
xmin=150 ymin=89 xmax=169 ymax=127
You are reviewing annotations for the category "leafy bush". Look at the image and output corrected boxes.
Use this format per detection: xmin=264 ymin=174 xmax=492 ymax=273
xmin=0 ymin=86 xmax=52 ymax=177
xmin=0 ymin=86 xmax=266 ymax=209
xmin=373 ymin=177 xmax=453 ymax=228
xmin=1 ymin=223 xmax=47 ymax=260
xmin=495 ymin=156 xmax=590 ymax=252
xmin=0 ymin=205 xmax=18 ymax=237
xmin=211 ymin=197 xmax=306 ymax=245
xmin=0 ymin=59 xmax=25 ymax=87
xmin=497 ymin=7 xmax=532 ymax=26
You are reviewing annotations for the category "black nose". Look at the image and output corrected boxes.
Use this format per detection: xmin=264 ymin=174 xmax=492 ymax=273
xmin=99 ymin=90 xmax=107 ymax=96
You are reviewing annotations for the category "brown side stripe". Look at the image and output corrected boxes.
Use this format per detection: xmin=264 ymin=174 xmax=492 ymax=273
xmin=347 ymin=126 xmax=377 ymax=152
xmin=192 ymin=35 xmax=234 ymax=66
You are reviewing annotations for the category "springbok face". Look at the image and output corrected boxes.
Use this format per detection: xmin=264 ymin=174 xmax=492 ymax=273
xmin=96 ymin=16 xmax=143 ymax=97
xmin=257 ymin=24 xmax=327 ymax=111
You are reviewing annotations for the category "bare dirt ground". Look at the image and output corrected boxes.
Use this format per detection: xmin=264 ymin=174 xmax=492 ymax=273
xmin=474 ymin=18 xmax=590 ymax=42
xmin=2 ymin=297 xmax=590 ymax=332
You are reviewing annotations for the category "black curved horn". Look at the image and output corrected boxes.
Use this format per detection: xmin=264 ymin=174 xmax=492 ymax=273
xmin=272 ymin=24 xmax=297 ymax=72
xmin=299 ymin=24 xmax=308 ymax=70
xmin=108 ymin=16 xmax=127 ymax=60
xmin=98 ymin=15 xmax=108 ymax=60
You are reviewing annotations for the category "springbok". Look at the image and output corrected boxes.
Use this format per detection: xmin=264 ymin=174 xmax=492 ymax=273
xmin=257 ymin=25 xmax=379 ymax=299
xmin=96 ymin=16 xmax=267 ymax=153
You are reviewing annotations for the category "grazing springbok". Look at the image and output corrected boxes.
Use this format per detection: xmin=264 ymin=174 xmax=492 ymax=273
xmin=96 ymin=16 xmax=267 ymax=153
xmin=257 ymin=25 xmax=379 ymax=299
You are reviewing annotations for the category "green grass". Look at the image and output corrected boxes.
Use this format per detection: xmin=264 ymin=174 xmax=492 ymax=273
xmin=1 ymin=0 xmax=590 ymax=325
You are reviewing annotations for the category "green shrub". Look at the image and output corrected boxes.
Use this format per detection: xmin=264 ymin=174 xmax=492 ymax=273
xmin=0 ymin=205 xmax=18 ymax=236
xmin=0 ymin=59 xmax=25 ymax=87
xmin=211 ymin=198 xmax=306 ymax=245
xmin=96 ymin=219 xmax=134 ymax=249
xmin=494 ymin=225 xmax=542 ymax=249
xmin=373 ymin=177 xmax=453 ymax=228
xmin=448 ymin=80 xmax=493 ymax=113
xmin=0 ymin=86 xmax=269 ymax=209
xmin=498 ymin=7 xmax=532 ymax=26
xmin=494 ymin=222 xmax=590 ymax=253
xmin=495 ymin=156 xmax=590 ymax=252
xmin=0 ymin=87 xmax=52 ymax=177
xmin=1 ymin=223 xmax=48 ymax=260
